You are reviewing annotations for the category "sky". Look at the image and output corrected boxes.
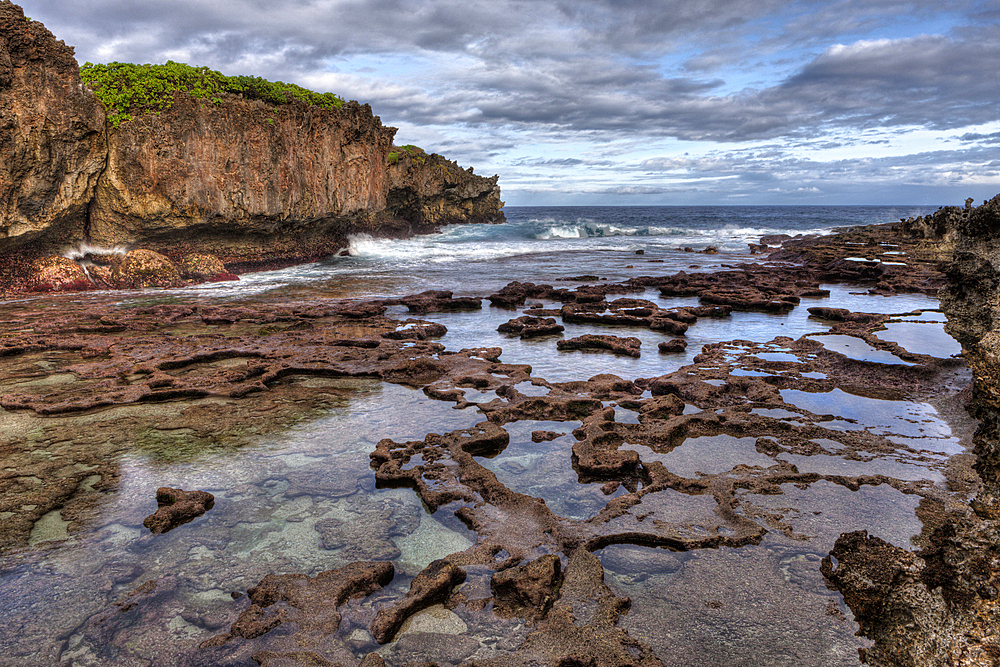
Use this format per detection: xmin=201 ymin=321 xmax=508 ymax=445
xmin=17 ymin=0 xmax=1000 ymax=206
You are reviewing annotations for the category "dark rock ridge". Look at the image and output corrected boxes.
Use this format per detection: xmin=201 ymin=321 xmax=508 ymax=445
xmin=0 ymin=2 xmax=504 ymax=290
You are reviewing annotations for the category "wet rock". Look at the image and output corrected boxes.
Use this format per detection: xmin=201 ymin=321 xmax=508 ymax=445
xmin=491 ymin=553 xmax=563 ymax=620
xmin=370 ymin=559 xmax=466 ymax=643
xmin=314 ymin=497 xmax=421 ymax=561
xmin=25 ymin=256 xmax=93 ymax=292
xmin=498 ymin=315 xmax=565 ymax=338
xmin=111 ymin=249 xmax=182 ymax=289
xmin=510 ymin=550 xmax=664 ymax=667
xmin=381 ymin=320 xmax=448 ymax=340
xmin=649 ymin=318 xmax=689 ymax=335
xmin=557 ymin=335 xmax=641 ymax=358
xmin=658 ymin=338 xmax=688 ymax=354
xmin=213 ymin=560 xmax=395 ymax=645
xmin=389 ymin=631 xmax=480 ymax=665
xmin=818 ymin=530 xmax=1000 ymax=667
xmin=177 ymin=253 xmax=232 ymax=281
xmin=560 ymin=300 xmax=652 ymax=327
xmin=398 ymin=290 xmax=482 ymax=313
xmin=532 ymin=430 xmax=565 ymax=443
xmin=806 ymin=307 xmax=883 ymax=324
xmin=489 ymin=281 xmax=568 ymax=308
xmin=142 ymin=487 xmax=215 ymax=534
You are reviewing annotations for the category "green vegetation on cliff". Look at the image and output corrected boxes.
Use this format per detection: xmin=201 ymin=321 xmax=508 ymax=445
xmin=80 ymin=61 xmax=345 ymax=128
xmin=387 ymin=144 xmax=426 ymax=165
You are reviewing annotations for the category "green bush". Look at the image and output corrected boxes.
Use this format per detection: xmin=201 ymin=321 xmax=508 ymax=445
xmin=80 ymin=61 xmax=345 ymax=128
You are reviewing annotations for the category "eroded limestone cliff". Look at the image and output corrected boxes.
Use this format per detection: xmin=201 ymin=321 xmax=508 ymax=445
xmin=0 ymin=1 xmax=505 ymax=287
xmin=0 ymin=2 xmax=107 ymax=255
xmin=90 ymin=93 xmax=396 ymax=272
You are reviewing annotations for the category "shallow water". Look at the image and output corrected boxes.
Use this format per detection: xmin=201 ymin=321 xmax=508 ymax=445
xmin=0 ymin=207 xmax=970 ymax=666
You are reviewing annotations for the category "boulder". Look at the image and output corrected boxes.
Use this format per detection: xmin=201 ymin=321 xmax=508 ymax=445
xmin=142 ymin=487 xmax=215 ymax=534
xmin=178 ymin=253 xmax=229 ymax=281
xmin=26 ymin=256 xmax=92 ymax=292
xmin=111 ymin=249 xmax=181 ymax=288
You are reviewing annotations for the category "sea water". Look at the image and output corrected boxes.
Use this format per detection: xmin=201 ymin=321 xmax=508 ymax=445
xmin=0 ymin=205 xmax=959 ymax=666
xmin=145 ymin=205 xmax=939 ymax=302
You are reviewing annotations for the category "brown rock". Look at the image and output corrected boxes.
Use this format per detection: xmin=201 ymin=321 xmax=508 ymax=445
xmin=498 ymin=315 xmax=565 ymax=338
xmin=649 ymin=317 xmax=689 ymax=335
xmin=217 ymin=561 xmax=395 ymax=645
xmin=25 ymin=256 xmax=93 ymax=292
xmin=0 ymin=3 xmax=107 ymax=258
xmin=491 ymin=554 xmax=563 ymax=619
xmin=386 ymin=145 xmax=505 ymax=226
xmin=370 ymin=559 xmax=466 ymax=643
xmin=111 ymin=249 xmax=181 ymax=289
xmin=142 ymin=487 xmax=214 ymax=534
xmin=177 ymin=253 xmax=228 ymax=281
xmin=657 ymin=338 xmax=687 ymax=354
xmin=557 ymin=334 xmax=641 ymax=358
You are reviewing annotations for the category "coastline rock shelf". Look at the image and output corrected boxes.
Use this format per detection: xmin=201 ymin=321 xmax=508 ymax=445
xmin=5 ymin=4 xmax=1000 ymax=666
xmin=0 ymin=2 xmax=504 ymax=292
xmin=1 ymin=199 xmax=998 ymax=666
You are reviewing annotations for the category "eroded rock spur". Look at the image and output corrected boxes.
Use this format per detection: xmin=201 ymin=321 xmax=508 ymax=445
xmin=0 ymin=216 xmax=985 ymax=666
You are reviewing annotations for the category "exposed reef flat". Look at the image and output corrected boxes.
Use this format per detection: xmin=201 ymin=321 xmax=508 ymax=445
xmin=0 ymin=213 xmax=987 ymax=666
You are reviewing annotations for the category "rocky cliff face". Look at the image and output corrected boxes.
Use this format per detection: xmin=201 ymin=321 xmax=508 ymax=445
xmin=385 ymin=147 xmax=505 ymax=228
xmin=0 ymin=2 xmax=504 ymax=286
xmin=90 ymin=93 xmax=396 ymax=271
xmin=0 ymin=2 xmax=107 ymax=256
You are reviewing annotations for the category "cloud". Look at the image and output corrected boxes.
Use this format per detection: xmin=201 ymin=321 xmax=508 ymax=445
xmin=959 ymin=131 xmax=1000 ymax=144
xmin=16 ymin=0 xmax=1000 ymax=204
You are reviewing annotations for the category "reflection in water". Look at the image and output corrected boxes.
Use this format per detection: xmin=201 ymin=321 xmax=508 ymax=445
xmin=874 ymin=320 xmax=963 ymax=358
xmin=0 ymin=267 xmax=972 ymax=666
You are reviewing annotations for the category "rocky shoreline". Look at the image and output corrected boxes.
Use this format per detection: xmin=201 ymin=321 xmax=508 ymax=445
xmin=5 ymin=5 xmax=1000 ymax=666
xmin=0 ymin=2 xmax=504 ymax=295
xmin=2 ymin=198 xmax=999 ymax=665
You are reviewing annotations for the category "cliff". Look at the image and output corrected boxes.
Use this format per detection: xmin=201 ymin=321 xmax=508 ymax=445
xmin=385 ymin=145 xmax=505 ymax=228
xmin=0 ymin=2 xmax=504 ymax=287
xmin=90 ymin=93 xmax=396 ymax=272
xmin=0 ymin=3 xmax=107 ymax=257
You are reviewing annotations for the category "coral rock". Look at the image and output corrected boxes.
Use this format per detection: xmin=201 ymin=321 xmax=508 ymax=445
xmin=142 ymin=487 xmax=215 ymax=534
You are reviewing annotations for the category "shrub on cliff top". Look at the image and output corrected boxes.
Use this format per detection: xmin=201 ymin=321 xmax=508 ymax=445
xmin=387 ymin=144 xmax=427 ymax=165
xmin=80 ymin=61 xmax=345 ymax=128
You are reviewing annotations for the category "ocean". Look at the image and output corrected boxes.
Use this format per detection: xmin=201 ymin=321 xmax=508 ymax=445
xmin=167 ymin=205 xmax=941 ymax=302
xmin=0 ymin=205 xmax=959 ymax=666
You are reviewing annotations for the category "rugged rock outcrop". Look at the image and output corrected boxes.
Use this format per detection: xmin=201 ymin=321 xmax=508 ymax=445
xmin=89 ymin=93 xmax=396 ymax=272
xmin=0 ymin=2 xmax=505 ymax=289
xmin=822 ymin=195 xmax=1000 ymax=666
xmin=385 ymin=146 xmax=505 ymax=227
xmin=0 ymin=3 xmax=107 ymax=258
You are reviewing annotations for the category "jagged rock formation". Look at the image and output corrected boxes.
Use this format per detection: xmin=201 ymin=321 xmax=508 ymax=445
xmin=0 ymin=3 xmax=107 ymax=255
xmin=0 ymin=2 xmax=504 ymax=287
xmin=822 ymin=194 xmax=1000 ymax=666
xmin=902 ymin=197 xmax=982 ymax=241
xmin=386 ymin=146 xmax=504 ymax=227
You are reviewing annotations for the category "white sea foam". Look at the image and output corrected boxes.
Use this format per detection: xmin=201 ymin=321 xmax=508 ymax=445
xmin=61 ymin=242 xmax=129 ymax=262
